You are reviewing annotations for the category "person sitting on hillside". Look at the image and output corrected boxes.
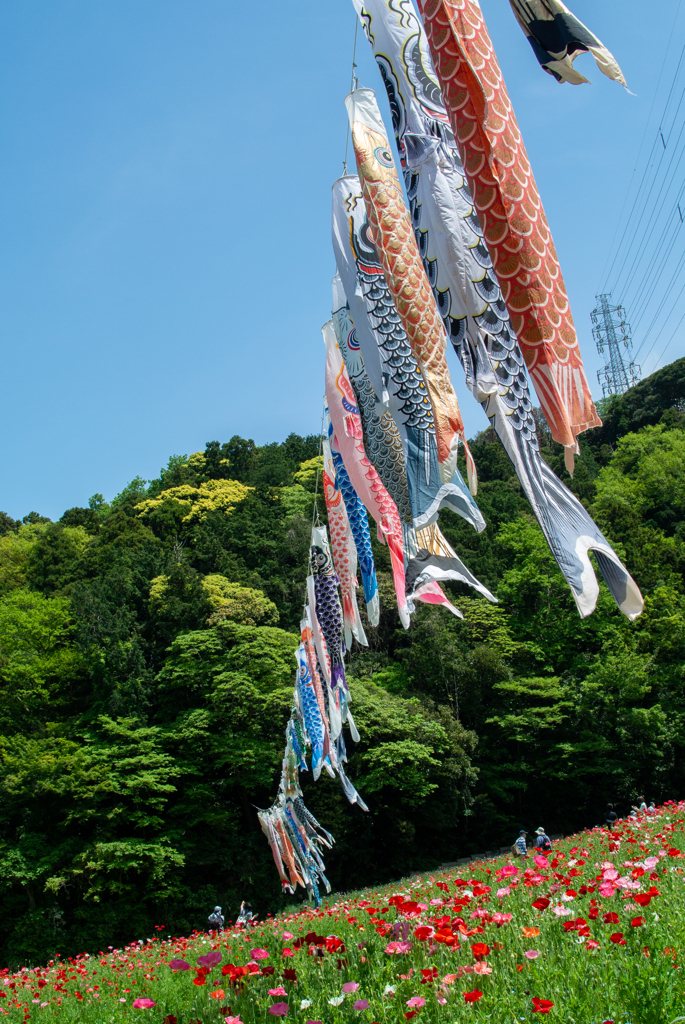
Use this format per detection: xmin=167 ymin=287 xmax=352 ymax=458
xmin=646 ymin=801 xmax=657 ymax=814
xmin=208 ymin=906 xmax=224 ymax=932
xmin=236 ymin=901 xmax=254 ymax=929
xmin=534 ymin=827 xmax=552 ymax=853
xmin=512 ymin=830 xmax=528 ymax=858
xmin=604 ymin=803 xmax=618 ymax=830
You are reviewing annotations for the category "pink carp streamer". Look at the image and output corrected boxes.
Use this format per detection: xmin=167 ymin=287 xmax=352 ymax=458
xmin=322 ymin=435 xmax=368 ymax=649
xmin=416 ymin=0 xmax=600 ymax=471
xmin=323 ymin=319 xmax=410 ymax=629
xmin=345 ymin=87 xmax=475 ymax=491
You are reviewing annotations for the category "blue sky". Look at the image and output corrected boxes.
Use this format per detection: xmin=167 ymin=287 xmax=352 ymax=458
xmin=1 ymin=0 xmax=682 ymax=519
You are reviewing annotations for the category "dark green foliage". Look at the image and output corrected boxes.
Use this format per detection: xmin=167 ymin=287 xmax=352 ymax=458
xmin=589 ymin=356 xmax=685 ymax=447
xmin=0 ymin=513 xmax=19 ymax=537
xmin=1 ymin=386 xmax=685 ymax=967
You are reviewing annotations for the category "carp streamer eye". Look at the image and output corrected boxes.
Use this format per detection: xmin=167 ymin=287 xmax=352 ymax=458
xmin=347 ymin=328 xmax=360 ymax=351
xmin=373 ymin=146 xmax=395 ymax=168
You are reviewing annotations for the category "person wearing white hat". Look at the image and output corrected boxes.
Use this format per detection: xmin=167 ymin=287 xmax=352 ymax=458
xmin=534 ymin=827 xmax=552 ymax=853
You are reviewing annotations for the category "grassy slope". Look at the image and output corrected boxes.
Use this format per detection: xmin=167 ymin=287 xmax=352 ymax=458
xmin=4 ymin=804 xmax=685 ymax=1024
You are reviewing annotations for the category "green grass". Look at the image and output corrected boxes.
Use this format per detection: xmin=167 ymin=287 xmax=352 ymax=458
xmin=4 ymin=803 xmax=685 ymax=1023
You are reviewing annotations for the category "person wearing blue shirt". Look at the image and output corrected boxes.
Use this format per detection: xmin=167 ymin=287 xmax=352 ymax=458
xmin=534 ymin=827 xmax=552 ymax=852
xmin=515 ymin=830 xmax=528 ymax=858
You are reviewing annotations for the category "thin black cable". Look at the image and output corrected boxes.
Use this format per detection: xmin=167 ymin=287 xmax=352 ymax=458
xmin=639 ymin=272 xmax=685 ymax=370
xmin=615 ymin=110 xmax=685 ymax=298
xmin=633 ymin=249 xmax=685 ymax=360
xmin=627 ymin=195 xmax=685 ymax=327
xmin=652 ymin=309 xmax=685 ymax=370
xmin=601 ymin=23 xmax=685 ymax=291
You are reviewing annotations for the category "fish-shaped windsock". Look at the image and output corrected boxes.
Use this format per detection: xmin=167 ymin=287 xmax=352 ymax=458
xmin=310 ymin=525 xmax=348 ymax=692
xmin=507 ymin=0 xmax=626 ymax=86
xmin=332 ymin=178 xmax=483 ymax=534
xmin=324 ymin=321 xmax=410 ymax=628
xmin=300 ymin=617 xmax=334 ymax=757
xmin=415 ymin=0 xmax=601 ymax=471
xmin=295 ymin=643 xmax=327 ymax=780
xmin=332 ymin=274 xmax=412 ymax=526
xmin=322 ymin=431 xmax=368 ymax=650
xmin=353 ymin=0 xmax=642 ymax=621
xmin=258 ymin=810 xmax=294 ymax=893
xmin=345 ymin=87 xmax=473 ymax=491
xmin=326 ymin=406 xmax=380 ymax=626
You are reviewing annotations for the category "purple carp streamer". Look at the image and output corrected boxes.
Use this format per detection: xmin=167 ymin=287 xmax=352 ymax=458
xmin=352 ymin=0 xmax=642 ymax=621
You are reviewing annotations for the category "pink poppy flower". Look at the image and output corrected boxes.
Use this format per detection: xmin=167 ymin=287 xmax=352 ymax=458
xmin=268 ymin=1004 xmax=290 ymax=1016
xmin=251 ymin=949 xmax=269 ymax=960
xmin=496 ymin=887 xmax=511 ymax=897
xmin=268 ymin=988 xmax=288 ymax=997
xmin=406 ymin=996 xmax=426 ymax=1008
xmin=342 ymin=982 xmax=360 ymax=994
xmin=224 ymin=1017 xmax=242 ymax=1024
xmin=524 ymin=950 xmax=540 ymax=960
xmin=473 ymin=963 xmax=492 ymax=975
xmin=353 ymin=1000 xmax=369 ymax=1011
xmin=282 ymin=931 xmax=294 ymax=940
xmin=533 ymin=855 xmax=549 ymax=869
xmin=132 ymin=998 xmax=156 ymax=1009
xmin=385 ymin=941 xmax=411 ymax=955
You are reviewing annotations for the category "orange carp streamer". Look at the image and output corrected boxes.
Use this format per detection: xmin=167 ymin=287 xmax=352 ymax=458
xmin=345 ymin=88 xmax=474 ymax=490
xmin=416 ymin=0 xmax=600 ymax=468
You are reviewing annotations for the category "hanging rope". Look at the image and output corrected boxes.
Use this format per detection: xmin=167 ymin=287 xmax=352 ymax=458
xmin=342 ymin=17 xmax=359 ymax=175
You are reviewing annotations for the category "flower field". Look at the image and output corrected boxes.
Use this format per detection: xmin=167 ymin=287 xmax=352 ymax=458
xmin=4 ymin=804 xmax=685 ymax=1024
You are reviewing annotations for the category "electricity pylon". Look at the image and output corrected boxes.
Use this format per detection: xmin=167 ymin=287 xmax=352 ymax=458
xmin=590 ymin=293 xmax=641 ymax=397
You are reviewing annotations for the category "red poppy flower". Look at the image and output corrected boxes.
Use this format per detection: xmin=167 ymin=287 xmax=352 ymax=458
xmin=282 ymin=970 xmax=297 ymax=982
xmin=532 ymin=899 xmax=551 ymax=911
xmin=192 ymin=975 xmax=206 ymax=986
xmin=585 ymin=939 xmax=601 ymax=951
xmin=163 ymin=1017 xmax=178 ymax=1024
xmin=463 ymin=990 xmax=483 ymax=1003
xmin=630 ymin=917 xmax=646 ymax=928
xmin=532 ymin=997 xmax=554 ymax=1013
xmin=634 ymin=894 xmax=652 ymax=907
xmin=414 ymin=927 xmax=434 ymax=942
xmin=471 ymin=943 xmax=490 ymax=960
xmin=261 ymin=967 xmax=275 ymax=976
xmin=609 ymin=933 xmax=626 ymax=945
xmin=603 ymin=912 xmax=619 ymax=924
xmin=404 ymin=1012 xmax=418 ymax=1019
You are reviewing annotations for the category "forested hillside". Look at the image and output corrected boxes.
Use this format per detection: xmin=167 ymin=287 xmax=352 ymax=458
xmin=1 ymin=359 xmax=684 ymax=967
